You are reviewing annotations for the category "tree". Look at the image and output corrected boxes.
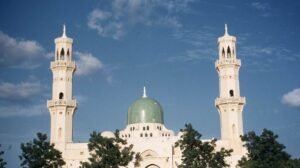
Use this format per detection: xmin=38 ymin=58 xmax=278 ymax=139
xmin=175 ymin=123 xmax=232 ymax=168
xmin=81 ymin=130 xmax=140 ymax=168
xmin=0 ymin=144 xmax=7 ymax=168
xmin=238 ymin=129 xmax=300 ymax=168
xmin=19 ymin=132 xmax=65 ymax=168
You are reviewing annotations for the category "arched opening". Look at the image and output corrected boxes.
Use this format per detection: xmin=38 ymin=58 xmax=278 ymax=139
xmin=229 ymin=90 xmax=234 ymax=97
xmin=222 ymin=48 xmax=225 ymax=58
xmin=59 ymin=92 xmax=64 ymax=99
xmin=147 ymin=126 xmax=149 ymax=130
xmin=227 ymin=46 xmax=231 ymax=58
xmin=60 ymin=48 xmax=65 ymax=60
xmin=67 ymin=49 xmax=70 ymax=61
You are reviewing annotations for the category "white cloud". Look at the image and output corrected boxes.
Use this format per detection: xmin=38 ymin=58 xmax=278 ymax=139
xmin=0 ymin=31 xmax=45 ymax=68
xmin=0 ymin=81 xmax=47 ymax=117
xmin=250 ymin=2 xmax=271 ymax=17
xmin=251 ymin=2 xmax=268 ymax=11
xmin=282 ymin=88 xmax=300 ymax=107
xmin=0 ymin=82 xmax=43 ymax=98
xmin=74 ymin=51 xmax=104 ymax=76
xmin=0 ymin=103 xmax=47 ymax=117
xmin=87 ymin=0 xmax=195 ymax=39
xmin=168 ymin=27 xmax=217 ymax=62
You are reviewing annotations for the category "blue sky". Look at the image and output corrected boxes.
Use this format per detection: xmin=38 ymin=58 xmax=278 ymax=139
xmin=0 ymin=0 xmax=300 ymax=167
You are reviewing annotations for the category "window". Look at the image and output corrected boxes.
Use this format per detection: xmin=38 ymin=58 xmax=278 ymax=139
xmin=59 ymin=92 xmax=64 ymax=99
xmin=67 ymin=49 xmax=70 ymax=60
xmin=147 ymin=126 xmax=149 ymax=130
xmin=60 ymin=48 xmax=65 ymax=60
xmin=227 ymin=46 xmax=231 ymax=58
xmin=229 ymin=90 xmax=234 ymax=97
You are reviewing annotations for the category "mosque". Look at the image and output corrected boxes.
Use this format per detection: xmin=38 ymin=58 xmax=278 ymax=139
xmin=47 ymin=25 xmax=247 ymax=168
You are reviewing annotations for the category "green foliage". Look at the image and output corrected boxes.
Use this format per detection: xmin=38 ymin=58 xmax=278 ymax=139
xmin=81 ymin=130 xmax=139 ymax=168
xmin=175 ymin=123 xmax=232 ymax=168
xmin=238 ymin=129 xmax=300 ymax=168
xmin=19 ymin=132 xmax=65 ymax=168
xmin=0 ymin=144 xmax=7 ymax=168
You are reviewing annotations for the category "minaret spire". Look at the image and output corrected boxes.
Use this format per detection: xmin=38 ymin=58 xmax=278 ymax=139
xmin=48 ymin=26 xmax=76 ymax=146
xmin=225 ymin=24 xmax=228 ymax=35
xmin=143 ymin=86 xmax=147 ymax=98
xmin=62 ymin=24 xmax=67 ymax=37
xmin=215 ymin=25 xmax=246 ymax=154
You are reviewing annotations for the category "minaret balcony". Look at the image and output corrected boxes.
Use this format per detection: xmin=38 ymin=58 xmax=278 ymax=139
xmin=47 ymin=99 xmax=77 ymax=108
xmin=215 ymin=59 xmax=241 ymax=68
xmin=215 ymin=97 xmax=246 ymax=106
xmin=50 ymin=61 xmax=76 ymax=69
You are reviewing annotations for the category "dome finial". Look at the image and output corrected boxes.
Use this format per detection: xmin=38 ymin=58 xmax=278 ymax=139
xmin=143 ymin=86 xmax=147 ymax=98
xmin=62 ymin=24 xmax=67 ymax=37
xmin=225 ymin=24 xmax=228 ymax=35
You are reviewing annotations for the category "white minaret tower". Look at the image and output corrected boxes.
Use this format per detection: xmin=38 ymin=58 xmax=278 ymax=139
xmin=47 ymin=25 xmax=77 ymax=150
xmin=215 ymin=25 xmax=246 ymax=153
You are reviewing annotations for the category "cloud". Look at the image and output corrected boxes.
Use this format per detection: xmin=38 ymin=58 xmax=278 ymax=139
xmin=88 ymin=9 xmax=125 ymax=39
xmin=282 ymin=88 xmax=300 ymax=107
xmin=0 ymin=82 xmax=43 ymax=99
xmin=0 ymin=31 xmax=45 ymax=69
xmin=0 ymin=103 xmax=47 ymax=117
xmin=0 ymin=81 xmax=47 ymax=117
xmin=238 ymin=44 xmax=300 ymax=71
xmin=74 ymin=51 xmax=104 ymax=76
xmin=168 ymin=26 xmax=217 ymax=62
xmin=87 ymin=0 xmax=194 ymax=39
xmin=251 ymin=2 xmax=268 ymax=11
xmin=250 ymin=2 xmax=271 ymax=17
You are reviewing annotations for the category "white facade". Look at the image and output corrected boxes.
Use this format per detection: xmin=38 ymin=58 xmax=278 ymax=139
xmin=47 ymin=25 xmax=246 ymax=168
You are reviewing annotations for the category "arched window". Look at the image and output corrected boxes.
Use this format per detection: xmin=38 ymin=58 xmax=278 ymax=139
xmin=147 ymin=126 xmax=149 ymax=130
xmin=229 ymin=90 xmax=234 ymax=97
xmin=222 ymin=48 xmax=225 ymax=58
xmin=60 ymin=48 xmax=65 ymax=60
xmin=59 ymin=92 xmax=64 ymax=99
xmin=227 ymin=46 xmax=231 ymax=58
xmin=67 ymin=49 xmax=70 ymax=60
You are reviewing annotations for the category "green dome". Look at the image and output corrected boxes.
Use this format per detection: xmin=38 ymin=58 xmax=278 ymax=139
xmin=127 ymin=97 xmax=164 ymax=125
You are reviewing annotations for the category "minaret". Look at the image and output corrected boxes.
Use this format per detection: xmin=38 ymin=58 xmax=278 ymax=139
xmin=47 ymin=25 xmax=77 ymax=150
xmin=215 ymin=25 xmax=246 ymax=153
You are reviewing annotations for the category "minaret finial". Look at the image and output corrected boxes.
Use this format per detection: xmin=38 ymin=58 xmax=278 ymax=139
xmin=143 ymin=86 xmax=147 ymax=98
xmin=225 ymin=24 xmax=228 ymax=35
xmin=62 ymin=24 xmax=66 ymax=37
